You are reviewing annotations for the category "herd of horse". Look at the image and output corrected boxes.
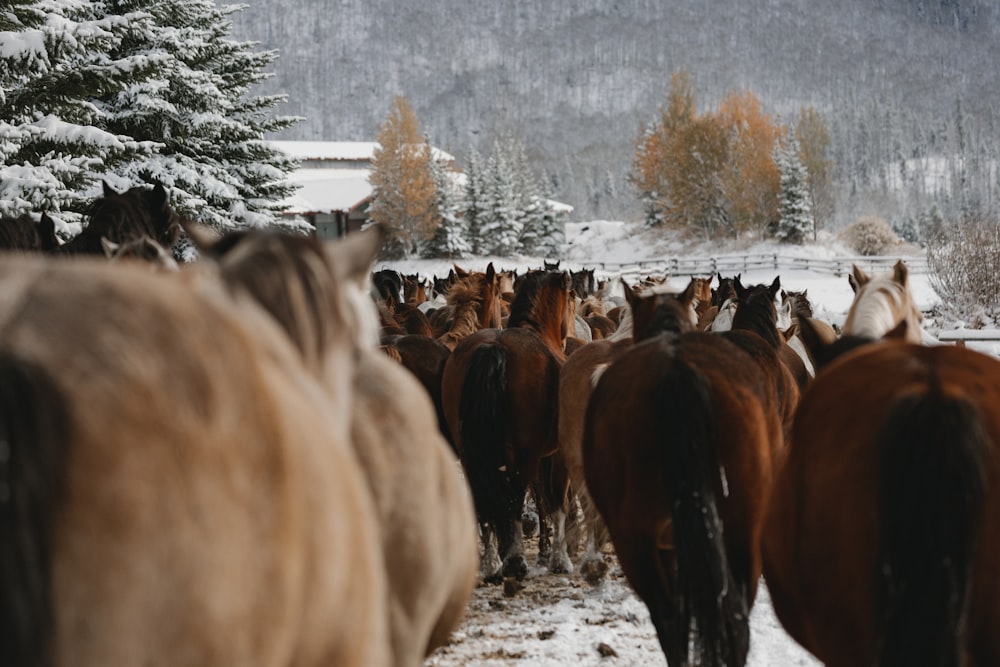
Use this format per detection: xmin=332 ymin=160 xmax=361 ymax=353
xmin=1 ymin=182 xmax=998 ymax=667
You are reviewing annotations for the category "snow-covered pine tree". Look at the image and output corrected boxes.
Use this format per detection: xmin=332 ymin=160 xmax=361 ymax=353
xmin=100 ymin=0 xmax=301 ymax=231
xmin=0 ymin=0 xmax=300 ymax=234
xmin=480 ymin=144 xmax=523 ymax=257
xmin=775 ymin=130 xmax=814 ymax=244
xmin=424 ymin=157 xmax=471 ymax=258
xmin=0 ymin=0 xmax=159 ymax=225
xmin=462 ymin=148 xmax=487 ymax=255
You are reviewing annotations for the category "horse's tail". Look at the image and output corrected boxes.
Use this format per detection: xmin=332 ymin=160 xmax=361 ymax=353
xmin=878 ymin=388 xmax=988 ymax=667
xmin=0 ymin=353 xmax=70 ymax=667
xmin=458 ymin=344 xmax=515 ymax=525
xmin=658 ymin=358 xmax=748 ymax=667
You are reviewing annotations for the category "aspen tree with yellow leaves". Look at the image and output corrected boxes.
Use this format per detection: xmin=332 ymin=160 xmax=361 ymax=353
xmin=368 ymin=96 xmax=439 ymax=258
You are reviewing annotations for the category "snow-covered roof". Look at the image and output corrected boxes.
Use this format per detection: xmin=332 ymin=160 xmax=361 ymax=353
xmin=270 ymin=140 xmax=455 ymax=163
xmin=281 ymin=168 xmax=371 ymax=214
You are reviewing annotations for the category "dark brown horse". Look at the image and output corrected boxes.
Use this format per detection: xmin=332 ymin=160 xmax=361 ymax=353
xmin=557 ymin=280 xmax=698 ymax=584
xmin=583 ymin=279 xmax=794 ymax=666
xmin=57 ymin=181 xmax=181 ymax=256
xmin=764 ymin=339 xmax=1000 ymax=667
xmin=0 ymin=212 xmax=60 ymax=252
xmin=188 ymin=226 xmax=478 ymax=666
xmin=0 ymin=249 xmax=391 ymax=667
xmin=441 ymin=269 xmax=572 ymax=583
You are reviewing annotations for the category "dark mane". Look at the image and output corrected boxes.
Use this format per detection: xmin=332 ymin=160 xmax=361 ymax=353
xmin=731 ymin=279 xmax=782 ymax=349
xmin=59 ymin=182 xmax=180 ymax=255
xmin=0 ymin=213 xmax=59 ymax=253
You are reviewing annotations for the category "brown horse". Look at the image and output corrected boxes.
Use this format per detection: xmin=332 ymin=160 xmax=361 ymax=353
xmin=189 ymin=226 xmax=478 ymax=666
xmin=0 ymin=212 xmax=60 ymax=252
xmin=557 ymin=280 xmax=698 ymax=584
xmin=843 ymin=259 xmax=923 ymax=343
xmin=763 ymin=339 xmax=1000 ymax=666
xmin=584 ymin=281 xmax=793 ymax=666
xmin=435 ymin=263 xmax=503 ymax=350
xmin=0 ymin=251 xmax=390 ymax=666
xmin=102 ymin=235 xmax=180 ymax=271
xmin=441 ymin=269 xmax=572 ymax=583
xmin=57 ymin=181 xmax=181 ymax=256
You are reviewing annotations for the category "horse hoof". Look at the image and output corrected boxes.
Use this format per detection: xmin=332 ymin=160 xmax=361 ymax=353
xmin=580 ymin=558 xmax=609 ymax=585
xmin=548 ymin=553 xmax=573 ymax=575
xmin=503 ymin=576 xmax=524 ymax=597
xmin=522 ymin=511 xmax=538 ymax=537
xmin=502 ymin=555 xmax=528 ymax=581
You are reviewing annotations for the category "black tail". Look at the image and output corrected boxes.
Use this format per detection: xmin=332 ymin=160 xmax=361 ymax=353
xmin=878 ymin=389 xmax=988 ymax=667
xmin=0 ymin=353 xmax=70 ymax=667
xmin=658 ymin=360 xmax=749 ymax=667
xmin=458 ymin=345 xmax=518 ymax=525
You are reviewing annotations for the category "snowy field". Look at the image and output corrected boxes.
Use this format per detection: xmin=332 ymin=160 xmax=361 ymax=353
xmin=388 ymin=220 xmax=985 ymax=666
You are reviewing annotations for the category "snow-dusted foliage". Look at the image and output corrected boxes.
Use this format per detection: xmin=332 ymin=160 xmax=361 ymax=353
xmin=0 ymin=0 xmax=300 ymax=232
xmin=775 ymin=131 xmax=814 ymax=244
xmin=469 ymin=134 xmax=566 ymax=258
xmin=424 ymin=158 xmax=471 ymax=258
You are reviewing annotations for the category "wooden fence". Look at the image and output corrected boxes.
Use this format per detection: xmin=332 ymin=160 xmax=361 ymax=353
xmin=583 ymin=254 xmax=930 ymax=280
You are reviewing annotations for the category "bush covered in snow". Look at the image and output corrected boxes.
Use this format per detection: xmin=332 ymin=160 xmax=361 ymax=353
xmin=841 ymin=215 xmax=898 ymax=256
xmin=928 ymin=216 xmax=1000 ymax=321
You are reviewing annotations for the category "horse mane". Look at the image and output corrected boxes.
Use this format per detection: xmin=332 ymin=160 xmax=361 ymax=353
xmin=0 ymin=213 xmax=60 ymax=253
xmin=103 ymin=235 xmax=179 ymax=271
xmin=60 ymin=182 xmax=180 ymax=255
xmin=625 ymin=279 xmax=698 ymax=344
xmin=203 ymin=230 xmax=347 ymax=366
xmin=507 ymin=270 xmax=569 ymax=334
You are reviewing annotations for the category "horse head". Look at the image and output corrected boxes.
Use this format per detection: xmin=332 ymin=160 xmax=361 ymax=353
xmin=843 ymin=260 xmax=923 ymax=344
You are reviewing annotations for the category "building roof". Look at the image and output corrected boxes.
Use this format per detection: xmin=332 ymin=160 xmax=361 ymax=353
xmin=271 ymin=140 xmax=571 ymax=217
xmin=270 ymin=140 xmax=455 ymax=163
xmin=280 ymin=168 xmax=372 ymax=215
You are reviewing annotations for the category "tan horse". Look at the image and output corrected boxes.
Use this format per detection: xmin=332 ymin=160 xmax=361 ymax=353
xmin=434 ymin=263 xmax=504 ymax=350
xmin=191 ymin=226 xmax=478 ymax=666
xmin=843 ymin=259 xmax=923 ymax=343
xmin=0 ymin=253 xmax=389 ymax=667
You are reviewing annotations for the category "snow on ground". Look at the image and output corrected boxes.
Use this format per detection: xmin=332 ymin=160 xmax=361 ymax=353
xmin=397 ymin=220 xmax=982 ymax=666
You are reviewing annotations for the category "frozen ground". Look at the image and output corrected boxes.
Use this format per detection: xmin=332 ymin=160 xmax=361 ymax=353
xmin=400 ymin=221 xmax=974 ymax=666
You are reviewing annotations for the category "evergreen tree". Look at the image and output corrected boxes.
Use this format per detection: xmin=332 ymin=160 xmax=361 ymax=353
xmin=424 ymin=157 xmax=471 ymax=258
xmin=775 ymin=131 xmax=814 ymax=244
xmin=103 ymin=0 xmax=301 ymax=231
xmin=479 ymin=144 xmax=522 ymax=256
xmin=0 ymin=1 xmax=158 ymax=223
xmin=367 ymin=95 xmax=437 ymax=258
xmin=462 ymin=148 xmax=487 ymax=255
xmin=0 ymin=0 xmax=300 ymax=233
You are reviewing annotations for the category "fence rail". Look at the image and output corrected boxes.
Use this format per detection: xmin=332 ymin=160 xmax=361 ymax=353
xmin=584 ymin=254 xmax=930 ymax=279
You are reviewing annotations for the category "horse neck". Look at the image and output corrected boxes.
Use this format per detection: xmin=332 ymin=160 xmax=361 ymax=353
xmin=442 ymin=301 xmax=481 ymax=341
xmin=731 ymin=300 xmax=781 ymax=348
xmin=509 ymin=300 xmax=567 ymax=357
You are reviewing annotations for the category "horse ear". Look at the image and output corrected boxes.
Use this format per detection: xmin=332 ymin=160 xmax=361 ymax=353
xmin=622 ymin=277 xmax=639 ymax=312
xmin=327 ymin=224 xmax=384 ymax=286
xmin=891 ymin=259 xmax=909 ymax=286
xmin=181 ymin=220 xmax=220 ymax=251
xmin=485 ymin=262 xmax=496 ymax=281
xmin=768 ymin=276 xmax=781 ymax=299
xmin=849 ymin=264 xmax=870 ymax=292
xmin=38 ymin=213 xmax=60 ymax=251
xmin=100 ymin=236 xmax=119 ymax=258
xmin=102 ymin=180 xmax=117 ymax=198
xmin=150 ymin=182 xmax=169 ymax=210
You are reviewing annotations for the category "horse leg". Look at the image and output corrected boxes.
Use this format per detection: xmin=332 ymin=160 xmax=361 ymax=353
xmin=533 ymin=453 xmax=572 ymax=573
xmin=480 ymin=523 xmax=502 ymax=583
xmin=577 ymin=490 xmax=611 ymax=585
xmin=495 ymin=514 xmax=528 ymax=582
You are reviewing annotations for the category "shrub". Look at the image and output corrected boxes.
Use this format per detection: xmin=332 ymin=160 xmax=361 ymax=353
xmin=928 ymin=216 xmax=1000 ymax=320
xmin=841 ymin=216 xmax=898 ymax=256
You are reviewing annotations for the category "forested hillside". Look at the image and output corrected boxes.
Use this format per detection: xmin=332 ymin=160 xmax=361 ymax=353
xmin=228 ymin=0 xmax=1000 ymax=224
